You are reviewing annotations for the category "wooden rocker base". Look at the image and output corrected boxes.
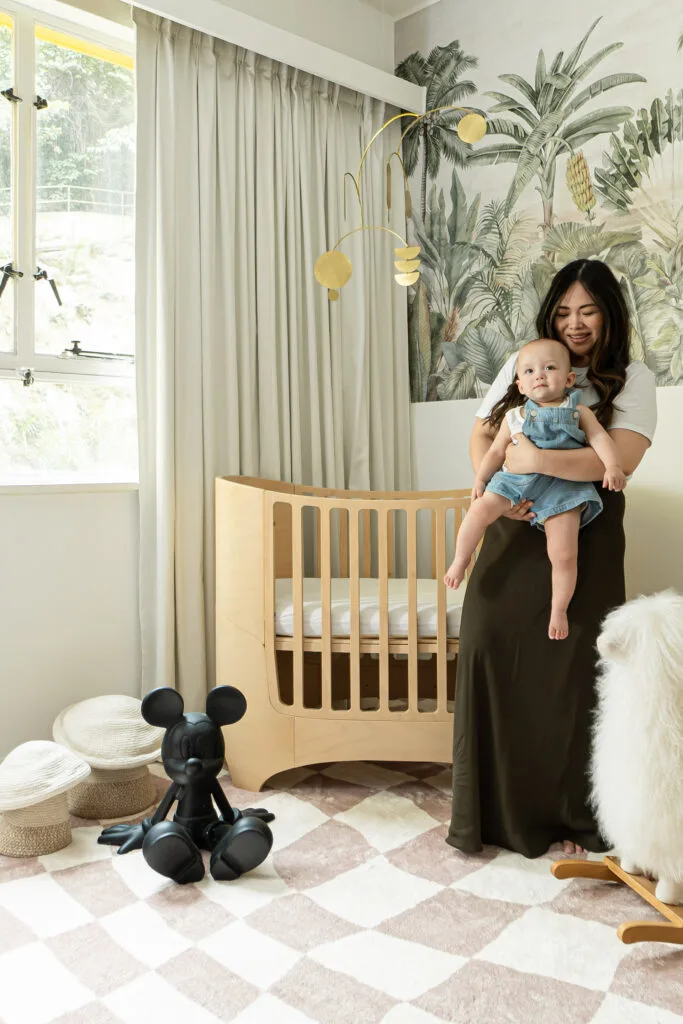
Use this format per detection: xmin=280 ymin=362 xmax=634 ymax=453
xmin=551 ymin=855 xmax=683 ymax=945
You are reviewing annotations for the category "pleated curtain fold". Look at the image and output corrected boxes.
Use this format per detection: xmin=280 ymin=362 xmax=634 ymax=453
xmin=134 ymin=11 xmax=412 ymax=707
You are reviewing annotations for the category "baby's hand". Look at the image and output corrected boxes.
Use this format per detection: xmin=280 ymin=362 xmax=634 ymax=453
xmin=471 ymin=478 xmax=487 ymax=502
xmin=602 ymin=465 xmax=626 ymax=491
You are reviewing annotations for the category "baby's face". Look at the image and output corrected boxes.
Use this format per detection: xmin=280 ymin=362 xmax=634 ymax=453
xmin=516 ymin=340 xmax=574 ymax=403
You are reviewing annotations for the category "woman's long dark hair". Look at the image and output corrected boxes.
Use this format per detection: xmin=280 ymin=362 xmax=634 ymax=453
xmin=536 ymin=259 xmax=629 ymax=428
xmin=485 ymin=259 xmax=629 ymax=432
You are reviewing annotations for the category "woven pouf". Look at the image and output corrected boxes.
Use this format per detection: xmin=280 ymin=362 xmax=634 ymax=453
xmin=0 ymin=741 xmax=91 ymax=858
xmin=68 ymin=765 xmax=156 ymax=819
xmin=0 ymin=794 xmax=72 ymax=857
xmin=53 ymin=695 xmax=163 ymax=820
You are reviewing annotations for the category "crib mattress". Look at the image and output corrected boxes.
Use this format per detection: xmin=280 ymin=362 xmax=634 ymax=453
xmin=275 ymin=577 xmax=465 ymax=638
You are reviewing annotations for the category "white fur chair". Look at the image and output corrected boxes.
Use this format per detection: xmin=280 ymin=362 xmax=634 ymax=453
xmin=591 ymin=590 xmax=683 ymax=906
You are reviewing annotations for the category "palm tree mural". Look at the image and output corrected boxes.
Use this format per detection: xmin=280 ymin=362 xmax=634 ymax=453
xmin=395 ymin=42 xmax=479 ymax=220
xmin=468 ymin=19 xmax=646 ymax=231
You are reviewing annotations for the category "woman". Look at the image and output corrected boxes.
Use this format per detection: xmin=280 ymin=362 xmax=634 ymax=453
xmin=447 ymin=259 xmax=657 ymax=859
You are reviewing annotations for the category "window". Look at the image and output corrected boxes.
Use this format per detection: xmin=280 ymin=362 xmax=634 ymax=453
xmin=0 ymin=2 xmax=136 ymax=484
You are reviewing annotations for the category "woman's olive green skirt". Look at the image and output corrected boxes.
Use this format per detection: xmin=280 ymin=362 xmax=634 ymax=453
xmin=447 ymin=489 xmax=625 ymax=859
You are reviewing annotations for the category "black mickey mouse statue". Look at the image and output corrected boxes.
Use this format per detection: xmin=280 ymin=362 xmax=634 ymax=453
xmin=98 ymin=686 xmax=274 ymax=884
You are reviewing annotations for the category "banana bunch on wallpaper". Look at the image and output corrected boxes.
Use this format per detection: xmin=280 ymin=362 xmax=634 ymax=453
xmin=396 ymin=16 xmax=683 ymax=402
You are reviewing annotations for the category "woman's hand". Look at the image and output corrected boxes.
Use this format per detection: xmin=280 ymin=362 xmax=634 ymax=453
xmin=503 ymin=500 xmax=535 ymax=521
xmin=504 ymin=433 xmax=542 ymax=475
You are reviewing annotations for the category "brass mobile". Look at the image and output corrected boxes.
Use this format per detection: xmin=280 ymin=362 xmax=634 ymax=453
xmin=314 ymin=107 xmax=486 ymax=301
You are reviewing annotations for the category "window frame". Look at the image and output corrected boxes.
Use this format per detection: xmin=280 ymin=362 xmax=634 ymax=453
xmin=0 ymin=0 xmax=134 ymax=386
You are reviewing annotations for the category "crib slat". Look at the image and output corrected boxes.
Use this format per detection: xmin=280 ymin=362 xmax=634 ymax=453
xmin=378 ymin=507 xmax=389 ymax=711
xmin=264 ymin=495 xmax=277 ymax=700
xmin=316 ymin=508 xmax=322 ymax=578
xmin=387 ymin=511 xmax=394 ymax=579
xmin=349 ymin=508 xmax=361 ymax=711
xmin=407 ymin=506 xmax=418 ymax=712
xmin=362 ymin=509 xmax=372 ymax=577
xmin=292 ymin=504 xmax=304 ymax=711
xmin=435 ymin=504 xmax=447 ymax=712
xmin=431 ymin=512 xmax=437 ymax=579
xmin=339 ymin=508 xmax=349 ymax=578
xmin=321 ymin=505 xmax=332 ymax=712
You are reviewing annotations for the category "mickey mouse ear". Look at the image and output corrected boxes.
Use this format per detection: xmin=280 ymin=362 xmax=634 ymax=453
xmin=206 ymin=686 xmax=247 ymax=726
xmin=141 ymin=688 xmax=184 ymax=728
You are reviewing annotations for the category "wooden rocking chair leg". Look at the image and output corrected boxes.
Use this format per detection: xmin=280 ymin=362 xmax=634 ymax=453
xmin=551 ymin=856 xmax=683 ymax=944
xmin=551 ymin=858 xmax=621 ymax=882
xmin=618 ymin=920 xmax=683 ymax=945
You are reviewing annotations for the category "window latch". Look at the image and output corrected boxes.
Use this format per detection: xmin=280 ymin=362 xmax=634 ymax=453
xmin=0 ymin=262 xmax=24 ymax=300
xmin=34 ymin=95 xmax=48 ymax=110
xmin=34 ymin=266 xmax=62 ymax=305
xmin=1 ymin=87 xmax=22 ymax=104
xmin=62 ymin=339 xmax=134 ymax=363
xmin=17 ymin=368 xmax=34 ymax=387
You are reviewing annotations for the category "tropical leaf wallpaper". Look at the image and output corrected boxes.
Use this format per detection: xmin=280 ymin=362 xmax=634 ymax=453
xmin=396 ymin=9 xmax=683 ymax=401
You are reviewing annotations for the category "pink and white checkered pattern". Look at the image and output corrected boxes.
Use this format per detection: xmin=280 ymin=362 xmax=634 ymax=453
xmin=0 ymin=762 xmax=681 ymax=1024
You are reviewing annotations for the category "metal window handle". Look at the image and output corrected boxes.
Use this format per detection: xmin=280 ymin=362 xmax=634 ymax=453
xmin=0 ymin=261 xmax=24 ymax=299
xmin=34 ymin=95 xmax=48 ymax=110
xmin=1 ymin=87 xmax=22 ymax=104
xmin=34 ymin=266 xmax=62 ymax=306
xmin=63 ymin=339 xmax=133 ymax=363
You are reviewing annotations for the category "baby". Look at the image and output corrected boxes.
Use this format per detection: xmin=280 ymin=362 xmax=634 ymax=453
xmin=444 ymin=338 xmax=626 ymax=640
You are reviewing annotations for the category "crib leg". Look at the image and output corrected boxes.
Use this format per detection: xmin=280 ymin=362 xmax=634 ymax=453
xmin=220 ymin=630 xmax=296 ymax=794
xmin=227 ymin=761 xmax=276 ymax=793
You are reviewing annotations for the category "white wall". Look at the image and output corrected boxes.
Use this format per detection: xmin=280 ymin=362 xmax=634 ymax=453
xmin=213 ymin=0 xmax=394 ymax=72
xmin=0 ymin=488 xmax=140 ymax=756
xmin=411 ymin=387 xmax=683 ymax=597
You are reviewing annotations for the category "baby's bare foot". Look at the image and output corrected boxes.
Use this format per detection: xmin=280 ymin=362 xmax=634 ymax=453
xmin=549 ymin=610 xmax=569 ymax=640
xmin=444 ymin=560 xmax=465 ymax=591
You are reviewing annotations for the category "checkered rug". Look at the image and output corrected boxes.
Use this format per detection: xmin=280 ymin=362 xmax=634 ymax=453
xmin=0 ymin=761 xmax=682 ymax=1024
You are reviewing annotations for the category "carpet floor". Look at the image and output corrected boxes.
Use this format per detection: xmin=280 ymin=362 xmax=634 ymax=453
xmin=0 ymin=761 xmax=682 ymax=1024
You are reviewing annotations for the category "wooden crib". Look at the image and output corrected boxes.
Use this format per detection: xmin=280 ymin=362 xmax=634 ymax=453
xmin=215 ymin=476 xmax=473 ymax=791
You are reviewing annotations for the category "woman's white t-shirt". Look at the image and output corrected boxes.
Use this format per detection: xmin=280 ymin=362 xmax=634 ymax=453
xmin=476 ymin=355 xmax=657 ymax=442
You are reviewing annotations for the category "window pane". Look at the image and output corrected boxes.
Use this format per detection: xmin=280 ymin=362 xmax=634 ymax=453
xmin=35 ymin=32 xmax=134 ymax=358
xmin=0 ymin=377 xmax=137 ymax=483
xmin=0 ymin=16 xmax=14 ymax=353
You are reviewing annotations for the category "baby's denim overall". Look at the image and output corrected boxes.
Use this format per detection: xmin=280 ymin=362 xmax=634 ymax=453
xmin=486 ymin=389 xmax=603 ymax=530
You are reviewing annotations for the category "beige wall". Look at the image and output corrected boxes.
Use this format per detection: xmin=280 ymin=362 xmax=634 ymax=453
xmin=211 ymin=0 xmax=394 ymax=72
xmin=60 ymin=0 xmax=131 ymax=26
xmin=0 ymin=489 xmax=140 ymax=756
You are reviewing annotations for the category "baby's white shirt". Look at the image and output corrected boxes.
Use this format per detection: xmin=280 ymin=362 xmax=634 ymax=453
xmin=505 ymin=394 xmax=573 ymax=436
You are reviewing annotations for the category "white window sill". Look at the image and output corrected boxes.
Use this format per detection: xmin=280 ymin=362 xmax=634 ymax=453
xmin=0 ymin=481 xmax=139 ymax=495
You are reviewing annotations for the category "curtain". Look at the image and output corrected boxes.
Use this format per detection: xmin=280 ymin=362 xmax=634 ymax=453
xmin=134 ymin=11 xmax=413 ymax=708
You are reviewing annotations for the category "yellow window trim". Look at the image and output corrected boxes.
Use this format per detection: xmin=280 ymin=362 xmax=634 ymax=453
xmin=0 ymin=13 xmax=132 ymax=69
xmin=36 ymin=26 xmax=133 ymax=70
